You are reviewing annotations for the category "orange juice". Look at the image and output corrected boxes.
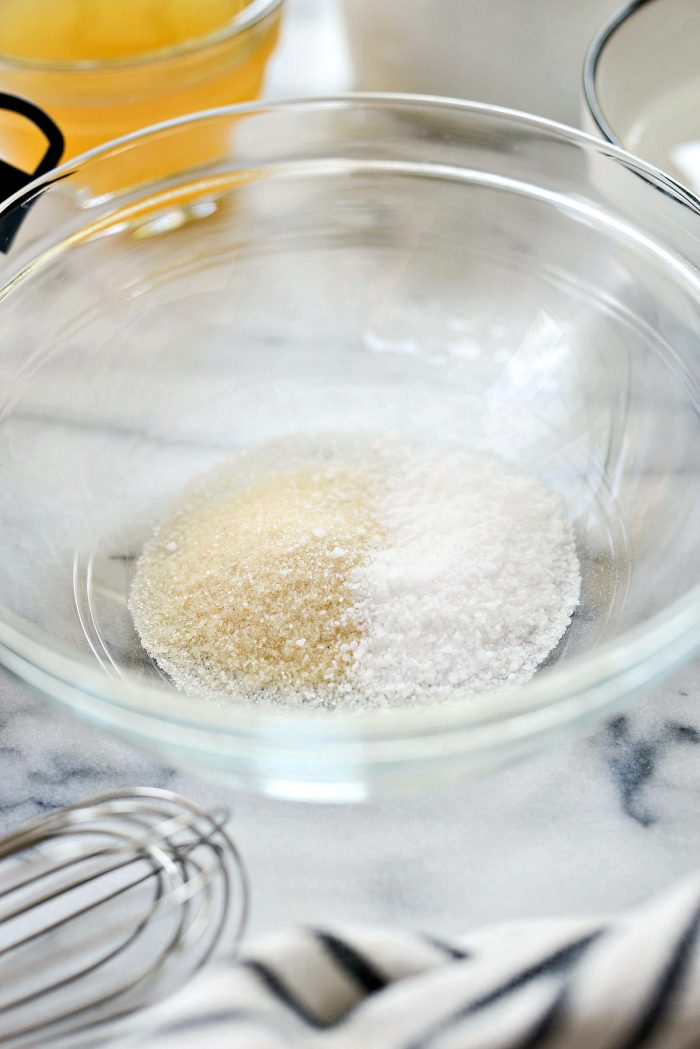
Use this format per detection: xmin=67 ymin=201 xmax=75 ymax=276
xmin=0 ymin=0 xmax=281 ymax=171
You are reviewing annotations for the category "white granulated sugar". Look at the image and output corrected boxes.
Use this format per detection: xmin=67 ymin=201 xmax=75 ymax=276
xmin=348 ymin=449 xmax=581 ymax=706
xmin=130 ymin=435 xmax=580 ymax=710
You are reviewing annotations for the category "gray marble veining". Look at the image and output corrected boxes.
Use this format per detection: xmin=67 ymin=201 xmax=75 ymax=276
xmin=1 ymin=655 xmax=699 ymax=939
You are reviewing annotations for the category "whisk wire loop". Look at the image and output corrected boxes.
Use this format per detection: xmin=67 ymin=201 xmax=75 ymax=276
xmin=0 ymin=787 xmax=247 ymax=1047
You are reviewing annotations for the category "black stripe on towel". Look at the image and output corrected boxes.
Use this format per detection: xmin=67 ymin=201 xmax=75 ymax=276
xmin=315 ymin=930 xmax=388 ymax=993
xmin=508 ymin=988 xmax=567 ymax=1049
xmin=614 ymin=900 xmax=700 ymax=1049
xmin=405 ymin=931 xmax=602 ymax=1049
xmin=421 ymin=933 xmax=471 ymax=961
xmin=245 ymin=959 xmax=325 ymax=1028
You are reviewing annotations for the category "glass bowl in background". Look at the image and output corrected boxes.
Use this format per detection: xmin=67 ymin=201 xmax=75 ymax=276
xmin=0 ymin=0 xmax=282 ymax=166
xmin=0 ymin=97 xmax=699 ymax=801
xmin=583 ymin=0 xmax=700 ymax=195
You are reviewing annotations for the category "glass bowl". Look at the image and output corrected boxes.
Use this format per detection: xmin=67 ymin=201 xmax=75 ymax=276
xmin=583 ymin=0 xmax=700 ymax=194
xmin=0 ymin=97 xmax=699 ymax=801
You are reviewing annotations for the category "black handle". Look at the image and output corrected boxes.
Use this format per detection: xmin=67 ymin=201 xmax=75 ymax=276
xmin=0 ymin=92 xmax=64 ymax=253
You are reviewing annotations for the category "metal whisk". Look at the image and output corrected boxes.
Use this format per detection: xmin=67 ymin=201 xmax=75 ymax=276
xmin=0 ymin=787 xmax=248 ymax=1048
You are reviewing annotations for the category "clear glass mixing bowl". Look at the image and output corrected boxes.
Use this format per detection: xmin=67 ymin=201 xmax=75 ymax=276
xmin=0 ymin=97 xmax=699 ymax=801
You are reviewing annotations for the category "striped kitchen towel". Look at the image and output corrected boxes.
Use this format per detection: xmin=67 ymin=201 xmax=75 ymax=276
xmin=119 ymin=873 xmax=700 ymax=1048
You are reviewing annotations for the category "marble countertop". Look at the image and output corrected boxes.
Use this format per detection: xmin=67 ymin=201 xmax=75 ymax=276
xmin=3 ymin=656 xmax=700 ymax=939
xmin=2 ymin=0 xmax=700 ymax=952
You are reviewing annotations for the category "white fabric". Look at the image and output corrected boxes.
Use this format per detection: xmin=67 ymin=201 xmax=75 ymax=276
xmin=113 ymin=874 xmax=700 ymax=1048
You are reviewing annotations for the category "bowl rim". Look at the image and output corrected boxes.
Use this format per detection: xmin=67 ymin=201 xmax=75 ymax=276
xmin=1 ymin=93 xmax=699 ymax=755
xmin=583 ymin=0 xmax=671 ymax=148
xmin=0 ymin=0 xmax=282 ymax=74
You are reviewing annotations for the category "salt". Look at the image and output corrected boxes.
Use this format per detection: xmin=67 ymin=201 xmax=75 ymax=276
xmin=349 ymin=447 xmax=581 ymax=706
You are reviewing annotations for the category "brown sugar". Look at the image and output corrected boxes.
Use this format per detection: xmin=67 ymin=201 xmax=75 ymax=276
xmin=130 ymin=449 xmax=381 ymax=699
